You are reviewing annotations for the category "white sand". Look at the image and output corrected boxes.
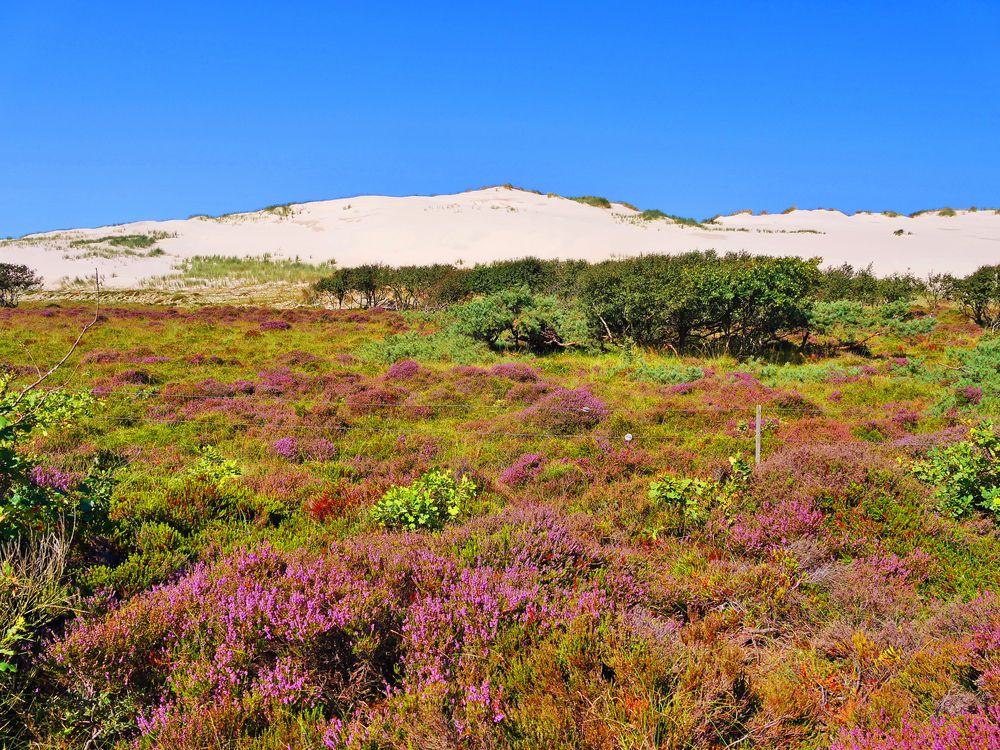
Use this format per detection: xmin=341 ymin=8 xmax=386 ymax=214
xmin=3 ymin=187 xmax=999 ymax=288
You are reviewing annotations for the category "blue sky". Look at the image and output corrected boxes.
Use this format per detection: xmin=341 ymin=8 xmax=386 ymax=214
xmin=2 ymin=1 xmax=998 ymax=237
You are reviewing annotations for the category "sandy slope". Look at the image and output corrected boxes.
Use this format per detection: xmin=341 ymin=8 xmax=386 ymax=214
xmin=3 ymin=188 xmax=999 ymax=288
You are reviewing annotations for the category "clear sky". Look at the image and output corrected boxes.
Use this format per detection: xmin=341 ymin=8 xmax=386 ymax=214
xmin=2 ymin=1 xmax=998 ymax=237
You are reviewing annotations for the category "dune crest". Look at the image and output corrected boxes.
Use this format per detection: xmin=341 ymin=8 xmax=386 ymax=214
xmin=4 ymin=187 xmax=998 ymax=287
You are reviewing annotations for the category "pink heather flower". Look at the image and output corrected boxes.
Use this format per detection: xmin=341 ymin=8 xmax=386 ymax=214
xmin=259 ymin=319 xmax=292 ymax=331
xmin=306 ymin=438 xmax=337 ymax=462
xmin=498 ymin=454 xmax=546 ymax=487
xmin=957 ymin=385 xmax=984 ymax=406
xmin=521 ymin=388 xmax=609 ymax=433
xmin=489 ymin=362 xmax=541 ymax=382
xmin=832 ymin=706 xmax=1000 ymax=750
xmin=270 ymin=436 xmax=300 ymax=461
xmin=385 ymin=359 xmax=422 ymax=380
xmin=30 ymin=466 xmax=76 ymax=492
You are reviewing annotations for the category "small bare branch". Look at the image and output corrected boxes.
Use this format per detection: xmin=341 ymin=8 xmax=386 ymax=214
xmin=10 ymin=270 xmax=100 ymax=411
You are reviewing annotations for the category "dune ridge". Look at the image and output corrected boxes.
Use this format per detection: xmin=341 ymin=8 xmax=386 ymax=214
xmin=4 ymin=187 xmax=999 ymax=288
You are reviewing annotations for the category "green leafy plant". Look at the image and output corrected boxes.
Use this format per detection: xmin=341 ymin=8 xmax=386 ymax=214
xmin=806 ymin=300 xmax=935 ymax=351
xmin=451 ymin=287 xmax=592 ymax=352
xmin=648 ymin=475 xmax=717 ymax=535
xmin=910 ymin=422 xmax=1000 ymax=517
xmin=0 ymin=372 xmax=97 ymax=537
xmin=371 ymin=469 xmax=476 ymax=531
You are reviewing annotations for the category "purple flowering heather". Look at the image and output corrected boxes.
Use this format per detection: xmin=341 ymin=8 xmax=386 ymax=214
xmin=957 ymin=385 xmax=984 ymax=406
xmin=385 ymin=359 xmax=422 ymax=380
xmin=270 ymin=436 xmax=300 ymax=461
xmin=498 ymin=453 xmax=546 ymax=487
xmin=521 ymin=388 xmax=609 ymax=433
xmin=489 ymin=362 xmax=541 ymax=382
xmin=51 ymin=535 xmax=621 ymax=744
xmin=259 ymin=319 xmax=292 ymax=331
xmin=832 ymin=706 xmax=1000 ymax=750
xmin=30 ymin=466 xmax=77 ymax=492
xmin=305 ymin=438 xmax=337 ymax=462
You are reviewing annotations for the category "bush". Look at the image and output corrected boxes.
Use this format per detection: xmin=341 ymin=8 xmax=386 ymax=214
xmin=943 ymin=336 xmax=1000 ymax=411
xmin=807 ymin=300 xmax=935 ymax=351
xmin=371 ymin=469 xmax=476 ymax=531
xmin=630 ymin=361 xmax=704 ymax=385
xmin=910 ymin=421 xmax=1000 ymax=518
xmin=648 ymin=475 xmax=717 ymax=535
xmin=360 ymin=329 xmax=489 ymax=364
xmin=452 ymin=288 xmax=593 ymax=352
xmin=0 ymin=372 xmax=98 ymax=537
xmin=578 ymin=252 xmax=820 ymax=354
xmin=818 ymin=264 xmax=925 ymax=305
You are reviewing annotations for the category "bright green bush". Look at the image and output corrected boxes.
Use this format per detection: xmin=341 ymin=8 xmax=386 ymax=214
xmin=371 ymin=469 xmax=476 ymax=531
xmin=807 ymin=300 xmax=935 ymax=350
xmin=910 ymin=422 xmax=1000 ymax=517
xmin=817 ymin=263 xmax=925 ymax=304
xmin=361 ymin=329 xmax=489 ymax=364
xmin=451 ymin=287 xmax=593 ymax=352
xmin=630 ymin=361 xmax=704 ymax=385
xmin=648 ymin=475 xmax=717 ymax=534
xmin=0 ymin=372 xmax=98 ymax=537
xmin=579 ymin=252 xmax=820 ymax=354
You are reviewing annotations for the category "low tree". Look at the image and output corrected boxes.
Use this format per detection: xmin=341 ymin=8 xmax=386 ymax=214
xmin=313 ymin=268 xmax=350 ymax=308
xmin=924 ymin=272 xmax=955 ymax=311
xmin=451 ymin=287 xmax=592 ymax=352
xmin=818 ymin=263 xmax=924 ymax=305
xmin=954 ymin=264 xmax=1000 ymax=329
xmin=0 ymin=264 xmax=41 ymax=308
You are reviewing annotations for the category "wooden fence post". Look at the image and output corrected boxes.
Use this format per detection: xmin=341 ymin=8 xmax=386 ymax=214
xmin=755 ymin=404 xmax=762 ymax=466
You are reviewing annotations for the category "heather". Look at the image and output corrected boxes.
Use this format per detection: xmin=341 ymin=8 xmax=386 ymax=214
xmin=1 ymin=300 xmax=999 ymax=748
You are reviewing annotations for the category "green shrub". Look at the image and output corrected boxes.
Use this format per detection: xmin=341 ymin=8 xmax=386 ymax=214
xmin=579 ymin=252 xmax=820 ymax=354
xmin=359 ymin=329 xmax=489 ymax=364
xmin=817 ymin=263 xmax=924 ymax=304
xmin=0 ymin=373 xmax=99 ymax=537
xmin=630 ymin=361 xmax=704 ymax=385
xmin=807 ymin=300 xmax=935 ymax=351
xmin=910 ymin=422 xmax=1000 ymax=518
xmin=935 ymin=336 xmax=1000 ymax=412
xmin=371 ymin=469 xmax=476 ymax=531
xmin=648 ymin=475 xmax=717 ymax=535
xmin=452 ymin=287 xmax=593 ymax=352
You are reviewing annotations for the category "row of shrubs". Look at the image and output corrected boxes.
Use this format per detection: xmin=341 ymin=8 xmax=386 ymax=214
xmin=313 ymin=255 xmax=998 ymax=355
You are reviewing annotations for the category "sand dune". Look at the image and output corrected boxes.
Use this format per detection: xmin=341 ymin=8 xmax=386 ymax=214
xmin=3 ymin=187 xmax=998 ymax=288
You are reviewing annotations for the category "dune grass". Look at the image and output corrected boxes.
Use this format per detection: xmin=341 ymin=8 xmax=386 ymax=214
xmin=145 ymin=254 xmax=336 ymax=288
